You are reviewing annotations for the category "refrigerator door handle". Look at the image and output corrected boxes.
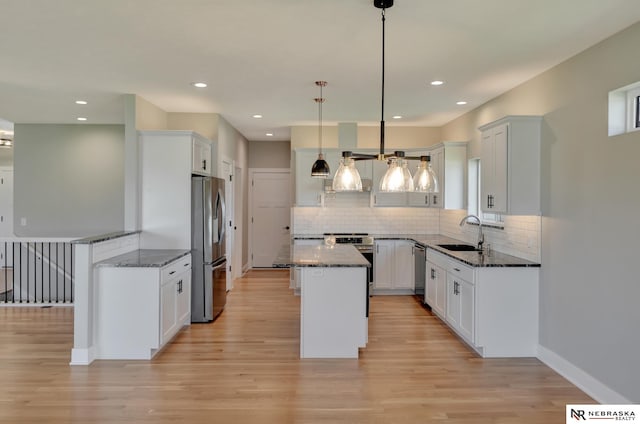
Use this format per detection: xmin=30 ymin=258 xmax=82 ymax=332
xmin=203 ymin=178 xmax=213 ymax=259
xmin=216 ymin=188 xmax=226 ymax=246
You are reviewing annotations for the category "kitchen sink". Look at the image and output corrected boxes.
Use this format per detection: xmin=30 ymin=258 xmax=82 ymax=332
xmin=437 ymin=243 xmax=481 ymax=252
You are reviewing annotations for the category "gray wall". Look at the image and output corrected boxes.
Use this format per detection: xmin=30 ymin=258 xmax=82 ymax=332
xmin=249 ymin=140 xmax=291 ymax=168
xmin=442 ymin=22 xmax=640 ymax=402
xmin=0 ymin=146 xmax=12 ymax=166
xmin=14 ymin=124 xmax=124 ymax=237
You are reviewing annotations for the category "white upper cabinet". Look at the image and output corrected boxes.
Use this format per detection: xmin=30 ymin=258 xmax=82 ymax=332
xmin=429 ymin=142 xmax=467 ymax=209
xmin=479 ymin=116 xmax=542 ymax=215
xmin=294 ymin=149 xmax=324 ymax=206
xmin=192 ymin=135 xmax=212 ymax=176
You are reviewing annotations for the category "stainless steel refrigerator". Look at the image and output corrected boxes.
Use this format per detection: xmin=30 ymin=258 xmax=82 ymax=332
xmin=191 ymin=176 xmax=227 ymax=322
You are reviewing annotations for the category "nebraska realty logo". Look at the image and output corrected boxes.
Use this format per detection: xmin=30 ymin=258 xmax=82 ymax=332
xmin=567 ymin=405 xmax=638 ymax=422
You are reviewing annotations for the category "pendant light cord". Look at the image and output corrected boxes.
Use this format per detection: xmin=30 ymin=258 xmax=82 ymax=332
xmin=315 ymin=81 xmax=326 ymax=156
xmin=319 ymin=83 xmax=323 ymax=155
xmin=380 ymin=8 xmax=386 ymax=157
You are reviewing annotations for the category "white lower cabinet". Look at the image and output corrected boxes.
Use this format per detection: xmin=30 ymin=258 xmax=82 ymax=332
xmin=446 ymin=272 xmax=475 ymax=345
xmin=96 ymin=255 xmax=192 ymax=360
xmin=373 ymin=240 xmax=414 ymax=293
xmin=425 ymin=250 xmax=447 ymax=319
xmin=161 ymin=268 xmax=191 ymax=345
xmin=427 ymin=247 xmax=539 ymax=357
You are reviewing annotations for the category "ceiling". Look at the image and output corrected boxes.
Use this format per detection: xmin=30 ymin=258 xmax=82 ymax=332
xmin=1 ymin=0 xmax=639 ymax=142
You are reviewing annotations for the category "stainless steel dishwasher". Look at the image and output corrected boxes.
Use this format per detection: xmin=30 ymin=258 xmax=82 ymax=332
xmin=414 ymin=244 xmax=426 ymax=303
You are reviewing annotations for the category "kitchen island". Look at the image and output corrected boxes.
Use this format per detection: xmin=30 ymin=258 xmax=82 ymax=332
xmin=274 ymin=244 xmax=370 ymax=359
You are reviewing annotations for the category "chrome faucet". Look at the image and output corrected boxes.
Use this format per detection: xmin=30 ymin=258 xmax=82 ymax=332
xmin=459 ymin=214 xmax=484 ymax=251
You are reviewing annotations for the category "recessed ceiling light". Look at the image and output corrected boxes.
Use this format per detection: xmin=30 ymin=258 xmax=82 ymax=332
xmin=456 ymin=101 xmax=467 ymax=105
xmin=252 ymin=114 xmax=263 ymax=119
xmin=75 ymin=100 xmax=88 ymax=105
xmin=430 ymin=80 xmax=444 ymax=86
xmin=192 ymin=82 xmax=208 ymax=88
xmin=392 ymin=115 xmax=403 ymax=119
xmin=77 ymin=117 xmax=87 ymax=121
xmin=266 ymin=133 xmax=274 ymax=137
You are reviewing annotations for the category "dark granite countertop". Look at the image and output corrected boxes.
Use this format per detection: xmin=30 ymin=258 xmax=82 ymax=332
xmin=290 ymin=233 xmax=540 ymax=268
xmin=72 ymin=231 xmax=141 ymax=245
xmin=273 ymin=244 xmax=370 ymax=268
xmin=411 ymin=235 xmax=540 ymax=268
xmin=95 ymin=249 xmax=190 ymax=268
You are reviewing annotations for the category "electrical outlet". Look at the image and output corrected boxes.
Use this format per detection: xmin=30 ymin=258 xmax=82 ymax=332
xmin=20 ymin=217 xmax=27 ymax=226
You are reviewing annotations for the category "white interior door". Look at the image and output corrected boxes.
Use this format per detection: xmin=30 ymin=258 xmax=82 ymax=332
xmin=250 ymin=169 xmax=291 ymax=268
xmin=233 ymin=166 xmax=243 ymax=279
xmin=221 ymin=159 xmax=234 ymax=290
xmin=0 ymin=168 xmax=14 ymax=236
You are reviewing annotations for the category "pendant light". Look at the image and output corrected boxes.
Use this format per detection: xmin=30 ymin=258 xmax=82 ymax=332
xmin=311 ymin=81 xmax=331 ymax=178
xmin=332 ymin=151 xmax=363 ymax=192
xmin=413 ymin=156 xmax=439 ymax=193
xmin=331 ymin=0 xmax=438 ymax=193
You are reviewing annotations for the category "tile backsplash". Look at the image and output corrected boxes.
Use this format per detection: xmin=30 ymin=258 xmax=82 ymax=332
xmin=292 ymin=207 xmax=440 ymax=235
xmin=439 ymin=209 xmax=541 ymax=262
xmin=292 ymin=207 xmax=541 ymax=263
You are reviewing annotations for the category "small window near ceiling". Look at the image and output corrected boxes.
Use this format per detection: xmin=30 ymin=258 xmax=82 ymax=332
xmin=468 ymin=158 xmax=504 ymax=226
xmin=608 ymin=82 xmax=640 ymax=136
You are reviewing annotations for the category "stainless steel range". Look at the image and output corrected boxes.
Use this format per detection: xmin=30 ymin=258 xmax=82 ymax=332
xmin=324 ymin=233 xmax=374 ymax=317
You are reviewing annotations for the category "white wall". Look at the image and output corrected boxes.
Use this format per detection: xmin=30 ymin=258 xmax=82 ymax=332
xmin=441 ymin=22 xmax=640 ymax=402
xmin=291 ymin=125 xmax=442 ymax=150
xmin=249 ymin=140 xmax=291 ymax=168
xmin=13 ymin=124 xmax=125 ymax=237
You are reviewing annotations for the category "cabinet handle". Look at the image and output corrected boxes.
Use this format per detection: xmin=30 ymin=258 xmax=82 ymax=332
xmin=487 ymin=194 xmax=494 ymax=209
xmin=184 ymin=263 xmax=189 ymax=267
xmin=454 ymin=281 xmax=459 ymax=295
xmin=433 ymin=195 xmax=438 ymax=205
xmin=425 ymin=195 xmax=429 ymax=205
xmin=453 ymin=267 xmax=460 ymax=272
xmin=488 ymin=194 xmax=495 ymax=209
xmin=203 ymin=159 xmax=207 ymax=170
xmin=169 ymin=271 xmax=176 ymax=275
xmin=430 ymin=268 xmax=435 ymax=279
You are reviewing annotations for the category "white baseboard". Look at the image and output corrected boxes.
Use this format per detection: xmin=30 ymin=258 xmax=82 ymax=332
xmin=537 ymin=345 xmax=630 ymax=404
xmin=69 ymin=346 xmax=96 ymax=366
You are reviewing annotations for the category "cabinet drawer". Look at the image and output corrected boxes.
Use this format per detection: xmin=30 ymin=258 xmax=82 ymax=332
xmin=448 ymin=260 xmax=474 ymax=282
xmin=161 ymin=255 xmax=192 ymax=282
xmin=426 ymin=248 xmax=449 ymax=269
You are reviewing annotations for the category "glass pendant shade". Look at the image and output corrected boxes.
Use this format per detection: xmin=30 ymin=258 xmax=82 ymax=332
xmin=311 ymin=153 xmax=330 ymax=178
xmin=413 ymin=160 xmax=439 ymax=192
xmin=332 ymin=157 xmax=362 ymax=191
xmin=380 ymin=158 xmax=414 ymax=192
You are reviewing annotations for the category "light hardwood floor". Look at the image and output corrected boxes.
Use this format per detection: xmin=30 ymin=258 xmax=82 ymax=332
xmin=0 ymin=269 xmax=592 ymax=423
